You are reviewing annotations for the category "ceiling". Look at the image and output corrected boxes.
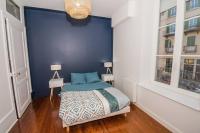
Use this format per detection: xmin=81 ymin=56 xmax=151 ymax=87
xmin=22 ymin=0 xmax=128 ymax=18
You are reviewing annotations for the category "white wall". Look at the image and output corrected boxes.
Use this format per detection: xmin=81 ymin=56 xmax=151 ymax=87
xmin=112 ymin=0 xmax=141 ymax=102
xmin=113 ymin=0 xmax=200 ymax=133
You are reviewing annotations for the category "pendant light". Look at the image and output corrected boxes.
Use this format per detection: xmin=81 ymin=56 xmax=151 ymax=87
xmin=65 ymin=0 xmax=91 ymax=19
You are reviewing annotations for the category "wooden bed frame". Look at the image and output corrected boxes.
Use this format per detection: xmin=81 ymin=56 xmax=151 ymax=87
xmin=62 ymin=105 xmax=130 ymax=132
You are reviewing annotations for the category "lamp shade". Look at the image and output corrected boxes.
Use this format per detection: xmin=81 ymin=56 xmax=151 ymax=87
xmin=51 ymin=64 xmax=61 ymax=71
xmin=65 ymin=0 xmax=91 ymax=19
xmin=104 ymin=62 xmax=112 ymax=68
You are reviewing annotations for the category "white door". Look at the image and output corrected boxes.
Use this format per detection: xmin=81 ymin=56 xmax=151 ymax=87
xmin=6 ymin=17 xmax=31 ymax=118
xmin=0 ymin=11 xmax=17 ymax=133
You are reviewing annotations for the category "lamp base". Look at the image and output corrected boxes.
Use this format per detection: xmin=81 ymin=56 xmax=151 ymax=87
xmin=106 ymin=68 xmax=112 ymax=74
xmin=52 ymin=71 xmax=60 ymax=79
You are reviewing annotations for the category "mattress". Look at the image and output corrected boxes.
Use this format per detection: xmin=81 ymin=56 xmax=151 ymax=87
xmin=59 ymin=87 xmax=130 ymax=126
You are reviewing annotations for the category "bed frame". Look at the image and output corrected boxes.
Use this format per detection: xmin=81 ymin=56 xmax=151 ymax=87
xmin=62 ymin=105 xmax=130 ymax=132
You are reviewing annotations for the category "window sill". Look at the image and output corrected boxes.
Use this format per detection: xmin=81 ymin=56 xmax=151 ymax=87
xmin=138 ymin=81 xmax=200 ymax=111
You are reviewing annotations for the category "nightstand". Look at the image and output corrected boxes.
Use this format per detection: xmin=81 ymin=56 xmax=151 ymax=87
xmin=101 ymin=74 xmax=114 ymax=85
xmin=49 ymin=78 xmax=64 ymax=101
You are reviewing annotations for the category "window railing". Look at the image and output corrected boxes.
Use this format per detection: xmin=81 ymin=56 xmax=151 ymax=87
xmin=163 ymin=24 xmax=176 ymax=37
xmin=165 ymin=47 xmax=173 ymax=53
xmin=184 ymin=18 xmax=200 ymax=32
xmin=184 ymin=25 xmax=200 ymax=33
xmin=183 ymin=45 xmax=197 ymax=53
xmin=163 ymin=30 xmax=175 ymax=37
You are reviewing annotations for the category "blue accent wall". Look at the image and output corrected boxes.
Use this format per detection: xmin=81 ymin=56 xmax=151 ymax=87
xmin=24 ymin=7 xmax=113 ymax=99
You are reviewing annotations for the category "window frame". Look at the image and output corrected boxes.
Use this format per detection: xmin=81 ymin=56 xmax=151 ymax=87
xmin=168 ymin=6 xmax=177 ymax=17
xmin=150 ymin=0 xmax=200 ymax=111
xmin=187 ymin=36 xmax=196 ymax=46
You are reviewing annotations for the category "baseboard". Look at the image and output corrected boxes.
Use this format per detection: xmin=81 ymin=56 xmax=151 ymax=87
xmin=6 ymin=119 xmax=18 ymax=133
xmin=0 ymin=109 xmax=17 ymax=133
xmin=135 ymin=103 xmax=182 ymax=133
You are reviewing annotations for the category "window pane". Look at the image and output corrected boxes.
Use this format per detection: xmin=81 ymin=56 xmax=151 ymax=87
xmin=182 ymin=0 xmax=200 ymax=55
xmin=6 ymin=0 xmax=20 ymax=20
xmin=179 ymin=1 xmax=200 ymax=94
xmin=155 ymin=57 xmax=173 ymax=84
xmin=156 ymin=0 xmax=176 ymax=85
xmin=158 ymin=26 xmax=175 ymax=55
xmin=179 ymin=58 xmax=200 ymax=93
xmin=160 ymin=0 xmax=177 ymax=27
xmin=158 ymin=0 xmax=177 ymax=56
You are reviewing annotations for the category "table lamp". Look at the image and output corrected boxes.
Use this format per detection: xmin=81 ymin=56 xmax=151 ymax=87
xmin=51 ymin=64 xmax=61 ymax=79
xmin=104 ymin=62 xmax=112 ymax=74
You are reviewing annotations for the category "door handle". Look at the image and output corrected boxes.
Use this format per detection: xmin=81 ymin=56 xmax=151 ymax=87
xmin=12 ymin=72 xmax=21 ymax=77
xmin=17 ymin=72 xmax=21 ymax=76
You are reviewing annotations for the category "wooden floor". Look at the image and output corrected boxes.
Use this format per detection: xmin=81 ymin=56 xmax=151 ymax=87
xmin=9 ymin=96 xmax=171 ymax=133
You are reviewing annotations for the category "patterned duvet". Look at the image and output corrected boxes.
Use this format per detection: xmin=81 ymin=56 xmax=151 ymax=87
xmin=59 ymin=87 xmax=130 ymax=125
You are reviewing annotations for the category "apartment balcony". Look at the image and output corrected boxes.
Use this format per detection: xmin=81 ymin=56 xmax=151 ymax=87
xmin=165 ymin=47 xmax=173 ymax=53
xmin=184 ymin=26 xmax=200 ymax=34
xmin=183 ymin=45 xmax=197 ymax=53
xmin=163 ymin=31 xmax=175 ymax=37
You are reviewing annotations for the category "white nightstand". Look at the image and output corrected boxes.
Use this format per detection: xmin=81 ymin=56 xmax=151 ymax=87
xmin=49 ymin=78 xmax=64 ymax=101
xmin=101 ymin=74 xmax=114 ymax=85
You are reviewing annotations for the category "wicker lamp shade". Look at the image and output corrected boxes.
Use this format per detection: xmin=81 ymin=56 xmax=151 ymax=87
xmin=65 ymin=0 xmax=91 ymax=19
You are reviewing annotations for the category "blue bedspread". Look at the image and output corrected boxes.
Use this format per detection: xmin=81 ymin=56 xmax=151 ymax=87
xmin=62 ymin=81 xmax=112 ymax=92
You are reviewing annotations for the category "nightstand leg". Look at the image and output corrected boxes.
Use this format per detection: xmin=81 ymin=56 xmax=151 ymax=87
xmin=50 ymin=88 xmax=53 ymax=101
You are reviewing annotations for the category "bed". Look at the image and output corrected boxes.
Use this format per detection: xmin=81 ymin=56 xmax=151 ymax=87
xmin=59 ymin=81 xmax=130 ymax=132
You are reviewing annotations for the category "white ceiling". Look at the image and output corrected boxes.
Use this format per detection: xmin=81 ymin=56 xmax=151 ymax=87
xmin=22 ymin=0 xmax=128 ymax=18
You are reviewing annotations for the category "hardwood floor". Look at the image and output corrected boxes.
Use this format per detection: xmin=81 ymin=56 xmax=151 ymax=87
xmin=9 ymin=96 xmax=171 ymax=133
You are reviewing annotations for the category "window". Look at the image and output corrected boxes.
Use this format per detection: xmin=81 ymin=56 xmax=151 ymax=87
xmin=186 ymin=0 xmax=200 ymax=11
xmin=165 ymin=39 xmax=173 ymax=48
xmin=168 ymin=7 xmax=177 ymax=17
xmin=165 ymin=39 xmax=173 ymax=53
xmin=165 ymin=58 xmax=173 ymax=73
xmin=187 ymin=36 xmax=196 ymax=46
xmin=185 ymin=17 xmax=200 ymax=30
xmin=6 ymin=0 xmax=20 ymax=20
xmin=166 ymin=24 xmax=176 ymax=34
xmin=155 ymin=0 xmax=200 ymax=94
xmin=155 ymin=57 xmax=173 ymax=84
xmin=156 ymin=0 xmax=177 ymax=84
xmin=179 ymin=58 xmax=200 ymax=93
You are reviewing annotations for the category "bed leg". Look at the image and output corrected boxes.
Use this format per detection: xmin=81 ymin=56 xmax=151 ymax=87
xmin=124 ymin=113 xmax=127 ymax=118
xmin=66 ymin=127 xmax=70 ymax=133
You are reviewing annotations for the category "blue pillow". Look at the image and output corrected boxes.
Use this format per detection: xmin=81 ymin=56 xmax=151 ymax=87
xmin=85 ymin=72 xmax=101 ymax=83
xmin=71 ymin=73 xmax=86 ymax=85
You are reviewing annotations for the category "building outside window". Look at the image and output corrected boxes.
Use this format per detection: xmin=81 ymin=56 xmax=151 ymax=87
xmin=187 ymin=36 xmax=196 ymax=46
xmin=186 ymin=0 xmax=200 ymax=11
xmin=165 ymin=39 xmax=173 ymax=53
xmin=166 ymin=24 xmax=176 ymax=34
xmin=165 ymin=58 xmax=173 ymax=73
xmin=185 ymin=17 xmax=200 ymax=30
xmin=179 ymin=59 xmax=200 ymax=93
xmin=168 ymin=7 xmax=177 ymax=17
xmin=156 ymin=0 xmax=200 ymax=94
xmin=156 ymin=57 xmax=172 ymax=85
xmin=195 ymin=59 xmax=200 ymax=80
